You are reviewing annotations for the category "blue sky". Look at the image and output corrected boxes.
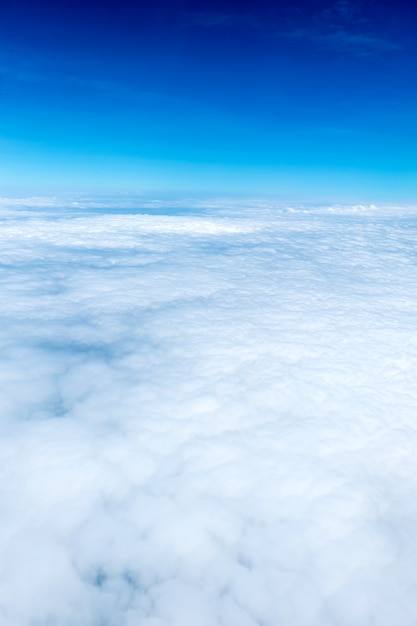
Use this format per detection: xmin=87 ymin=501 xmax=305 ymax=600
xmin=1 ymin=0 xmax=416 ymax=200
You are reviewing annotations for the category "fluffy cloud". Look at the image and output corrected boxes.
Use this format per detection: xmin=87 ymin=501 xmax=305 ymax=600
xmin=0 ymin=200 xmax=417 ymax=625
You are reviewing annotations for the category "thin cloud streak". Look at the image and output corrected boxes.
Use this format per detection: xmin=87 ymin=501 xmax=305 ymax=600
xmin=280 ymin=0 xmax=402 ymax=54
xmin=283 ymin=26 xmax=401 ymax=53
xmin=185 ymin=1 xmax=402 ymax=54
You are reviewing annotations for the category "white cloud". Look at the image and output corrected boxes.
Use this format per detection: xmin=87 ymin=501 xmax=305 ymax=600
xmin=0 ymin=200 xmax=417 ymax=625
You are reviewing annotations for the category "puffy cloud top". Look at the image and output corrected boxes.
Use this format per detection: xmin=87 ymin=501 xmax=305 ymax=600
xmin=1 ymin=200 xmax=417 ymax=625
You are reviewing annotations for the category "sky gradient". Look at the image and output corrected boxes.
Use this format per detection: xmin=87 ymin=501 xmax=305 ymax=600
xmin=1 ymin=0 xmax=416 ymax=200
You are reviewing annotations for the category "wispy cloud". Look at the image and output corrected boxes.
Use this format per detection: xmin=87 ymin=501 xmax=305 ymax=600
xmin=316 ymin=30 xmax=401 ymax=53
xmin=185 ymin=1 xmax=402 ymax=56
xmin=282 ymin=0 xmax=402 ymax=54
xmin=184 ymin=9 xmax=266 ymax=31
xmin=185 ymin=10 xmax=237 ymax=28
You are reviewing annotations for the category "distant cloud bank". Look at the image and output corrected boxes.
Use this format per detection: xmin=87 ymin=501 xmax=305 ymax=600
xmin=1 ymin=199 xmax=417 ymax=625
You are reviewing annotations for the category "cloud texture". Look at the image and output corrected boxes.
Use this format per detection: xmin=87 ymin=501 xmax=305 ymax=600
xmin=1 ymin=200 xmax=417 ymax=625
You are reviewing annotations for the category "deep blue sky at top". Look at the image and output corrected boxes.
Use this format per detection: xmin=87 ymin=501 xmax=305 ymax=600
xmin=1 ymin=0 xmax=416 ymax=199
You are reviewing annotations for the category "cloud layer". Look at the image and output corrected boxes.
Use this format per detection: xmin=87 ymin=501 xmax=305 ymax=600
xmin=1 ymin=200 xmax=417 ymax=625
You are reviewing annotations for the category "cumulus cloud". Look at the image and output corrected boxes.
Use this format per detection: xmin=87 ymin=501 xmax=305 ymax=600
xmin=1 ymin=199 xmax=417 ymax=625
